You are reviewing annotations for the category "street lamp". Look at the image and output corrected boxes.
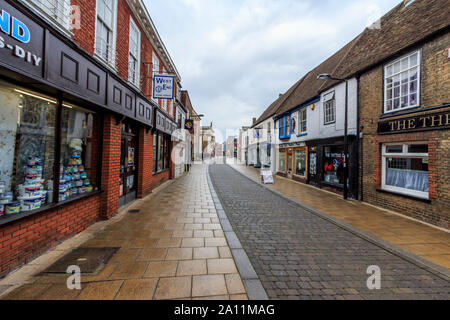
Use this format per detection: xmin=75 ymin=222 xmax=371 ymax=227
xmin=317 ymin=74 xmax=349 ymax=200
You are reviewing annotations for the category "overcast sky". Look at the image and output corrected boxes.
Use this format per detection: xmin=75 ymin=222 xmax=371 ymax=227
xmin=145 ymin=0 xmax=401 ymax=143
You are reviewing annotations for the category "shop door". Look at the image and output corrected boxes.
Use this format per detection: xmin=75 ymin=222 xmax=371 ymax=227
xmin=308 ymin=147 xmax=318 ymax=184
xmin=119 ymin=124 xmax=138 ymax=207
xmin=287 ymin=149 xmax=293 ymax=178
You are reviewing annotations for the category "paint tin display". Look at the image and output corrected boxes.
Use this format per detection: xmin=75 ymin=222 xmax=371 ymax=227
xmin=0 ymin=181 xmax=5 ymax=194
xmin=6 ymin=202 xmax=20 ymax=215
xmin=0 ymin=204 xmax=4 ymax=216
xmin=86 ymin=186 xmax=93 ymax=193
xmin=75 ymin=180 xmax=83 ymax=187
xmin=80 ymin=172 xmax=88 ymax=179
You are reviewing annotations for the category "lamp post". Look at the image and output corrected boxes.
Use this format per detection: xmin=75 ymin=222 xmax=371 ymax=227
xmin=317 ymin=74 xmax=349 ymax=199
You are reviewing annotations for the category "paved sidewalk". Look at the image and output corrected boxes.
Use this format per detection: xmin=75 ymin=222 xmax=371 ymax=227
xmin=230 ymin=163 xmax=450 ymax=270
xmin=0 ymin=165 xmax=247 ymax=300
xmin=209 ymin=164 xmax=449 ymax=300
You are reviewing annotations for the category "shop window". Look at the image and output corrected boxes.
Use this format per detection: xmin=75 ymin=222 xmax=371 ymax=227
xmin=324 ymin=92 xmax=335 ymax=124
xmin=382 ymin=143 xmax=428 ymax=199
xmin=153 ymin=134 xmax=157 ymax=173
xmin=294 ymin=149 xmax=307 ymax=177
xmin=278 ymin=151 xmax=285 ymax=173
xmin=0 ymin=81 xmax=56 ymax=215
xmin=128 ymin=17 xmax=141 ymax=87
xmin=154 ymin=132 xmax=170 ymax=173
xmin=323 ymin=146 xmax=345 ymax=185
xmin=59 ymin=103 xmax=99 ymax=201
xmin=95 ymin=0 xmax=117 ymax=67
xmin=384 ymin=51 xmax=420 ymax=113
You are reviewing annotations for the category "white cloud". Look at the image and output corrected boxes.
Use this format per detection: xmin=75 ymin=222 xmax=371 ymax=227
xmin=145 ymin=0 xmax=400 ymax=142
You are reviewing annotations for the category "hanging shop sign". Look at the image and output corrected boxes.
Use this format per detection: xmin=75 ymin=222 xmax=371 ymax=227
xmin=152 ymin=74 xmax=174 ymax=99
xmin=185 ymin=119 xmax=194 ymax=131
xmin=0 ymin=2 xmax=44 ymax=77
xmin=378 ymin=110 xmax=450 ymax=134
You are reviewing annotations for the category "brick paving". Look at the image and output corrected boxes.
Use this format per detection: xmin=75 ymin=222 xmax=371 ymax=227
xmin=209 ymin=164 xmax=450 ymax=300
xmin=0 ymin=165 xmax=247 ymax=300
xmin=230 ymin=162 xmax=450 ymax=269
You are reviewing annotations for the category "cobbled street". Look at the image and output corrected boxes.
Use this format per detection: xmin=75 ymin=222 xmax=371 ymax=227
xmin=209 ymin=164 xmax=450 ymax=300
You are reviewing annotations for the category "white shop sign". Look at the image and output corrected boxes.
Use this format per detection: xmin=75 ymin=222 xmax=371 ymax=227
xmin=261 ymin=170 xmax=274 ymax=184
xmin=152 ymin=74 xmax=174 ymax=99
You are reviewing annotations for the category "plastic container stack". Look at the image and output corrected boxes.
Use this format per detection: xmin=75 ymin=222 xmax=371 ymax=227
xmin=59 ymin=151 xmax=93 ymax=202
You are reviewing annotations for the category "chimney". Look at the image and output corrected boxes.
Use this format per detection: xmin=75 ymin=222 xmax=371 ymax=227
xmin=252 ymin=118 xmax=256 ymax=125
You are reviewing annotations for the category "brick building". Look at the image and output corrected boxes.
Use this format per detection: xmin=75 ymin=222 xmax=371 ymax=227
xmin=334 ymin=0 xmax=450 ymax=228
xmin=250 ymin=0 xmax=449 ymax=228
xmin=0 ymin=0 xmax=186 ymax=277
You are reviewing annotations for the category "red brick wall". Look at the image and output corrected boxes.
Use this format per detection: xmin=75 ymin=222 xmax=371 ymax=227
xmin=71 ymin=0 xmax=96 ymax=55
xmin=0 ymin=195 xmax=100 ymax=278
xmin=101 ymin=114 xmax=122 ymax=219
xmin=137 ymin=129 xmax=154 ymax=198
xmin=359 ymin=32 xmax=450 ymax=229
xmin=152 ymin=171 xmax=170 ymax=189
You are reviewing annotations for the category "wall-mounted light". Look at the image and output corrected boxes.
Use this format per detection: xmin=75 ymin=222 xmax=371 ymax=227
xmin=311 ymin=104 xmax=316 ymax=110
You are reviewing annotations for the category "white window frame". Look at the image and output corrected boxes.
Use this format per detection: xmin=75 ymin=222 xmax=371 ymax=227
xmin=29 ymin=0 xmax=72 ymax=33
xmin=94 ymin=0 xmax=118 ymax=68
xmin=128 ymin=17 xmax=141 ymax=87
xmin=299 ymin=108 xmax=307 ymax=133
xmin=323 ymin=92 xmax=335 ymax=125
xmin=383 ymin=50 xmax=421 ymax=114
xmin=152 ymin=51 xmax=160 ymax=103
xmin=381 ymin=142 xmax=429 ymax=199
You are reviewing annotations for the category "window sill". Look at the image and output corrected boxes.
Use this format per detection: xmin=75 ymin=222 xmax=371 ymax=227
xmin=324 ymin=121 xmax=336 ymax=125
xmin=153 ymin=169 xmax=170 ymax=176
xmin=381 ymin=104 xmax=420 ymax=117
xmin=93 ymin=54 xmax=118 ymax=74
xmin=297 ymin=132 xmax=308 ymax=137
xmin=376 ymin=188 xmax=431 ymax=203
xmin=0 ymin=190 xmax=102 ymax=228
xmin=322 ymin=181 xmax=344 ymax=189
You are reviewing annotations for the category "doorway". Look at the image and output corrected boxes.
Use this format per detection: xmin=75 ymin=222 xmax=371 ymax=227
xmin=287 ymin=149 xmax=293 ymax=178
xmin=119 ymin=122 xmax=138 ymax=207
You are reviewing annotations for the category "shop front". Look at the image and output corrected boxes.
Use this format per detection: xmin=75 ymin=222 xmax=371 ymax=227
xmin=277 ymin=143 xmax=308 ymax=183
xmin=153 ymin=109 xmax=177 ymax=188
xmin=306 ymin=136 xmax=358 ymax=199
xmin=364 ymin=106 xmax=450 ymax=228
xmin=119 ymin=121 xmax=139 ymax=207
xmin=0 ymin=0 xmax=154 ymax=278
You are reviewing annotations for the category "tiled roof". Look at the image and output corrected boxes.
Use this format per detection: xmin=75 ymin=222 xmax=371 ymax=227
xmin=271 ymin=0 xmax=450 ymax=117
xmin=252 ymin=73 xmax=309 ymax=127
xmin=335 ymin=0 xmax=450 ymax=78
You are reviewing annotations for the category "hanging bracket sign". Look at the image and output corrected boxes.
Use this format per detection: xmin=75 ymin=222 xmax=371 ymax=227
xmin=152 ymin=74 xmax=175 ymax=99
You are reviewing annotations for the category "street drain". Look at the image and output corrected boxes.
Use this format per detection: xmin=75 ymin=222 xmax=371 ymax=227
xmin=42 ymin=247 xmax=119 ymax=274
xmin=128 ymin=209 xmax=140 ymax=214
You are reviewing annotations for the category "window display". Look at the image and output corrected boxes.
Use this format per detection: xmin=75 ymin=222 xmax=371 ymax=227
xmin=0 ymin=80 xmax=56 ymax=216
xmin=154 ymin=132 xmax=170 ymax=173
xmin=294 ymin=149 xmax=306 ymax=176
xmin=153 ymin=134 xmax=157 ymax=173
xmin=382 ymin=143 xmax=428 ymax=198
xmin=59 ymin=104 xmax=98 ymax=201
xmin=323 ymin=146 xmax=345 ymax=185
